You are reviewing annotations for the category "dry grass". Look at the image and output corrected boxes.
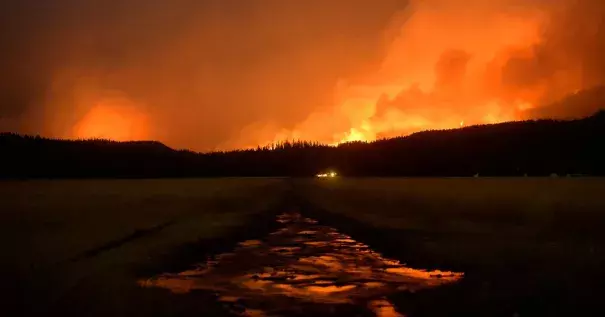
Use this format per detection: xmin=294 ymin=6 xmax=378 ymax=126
xmin=301 ymin=177 xmax=605 ymax=234
xmin=1 ymin=178 xmax=284 ymax=315
xmin=2 ymin=179 xmax=281 ymax=267
xmin=297 ymin=178 xmax=605 ymax=315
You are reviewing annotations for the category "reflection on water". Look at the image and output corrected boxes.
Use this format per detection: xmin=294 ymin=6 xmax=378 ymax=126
xmin=140 ymin=213 xmax=463 ymax=316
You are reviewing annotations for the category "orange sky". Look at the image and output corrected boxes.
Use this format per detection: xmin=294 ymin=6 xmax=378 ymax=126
xmin=227 ymin=0 xmax=605 ymax=148
xmin=1 ymin=0 xmax=604 ymax=151
xmin=73 ymin=98 xmax=149 ymax=141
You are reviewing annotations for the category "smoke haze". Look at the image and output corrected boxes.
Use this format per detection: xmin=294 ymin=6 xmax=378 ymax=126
xmin=1 ymin=0 xmax=604 ymax=150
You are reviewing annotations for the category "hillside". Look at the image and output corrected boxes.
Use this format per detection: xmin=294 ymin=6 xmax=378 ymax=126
xmin=1 ymin=111 xmax=604 ymax=178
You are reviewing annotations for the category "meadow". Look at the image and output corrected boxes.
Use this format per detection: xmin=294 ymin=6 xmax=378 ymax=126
xmin=4 ymin=177 xmax=605 ymax=316
xmin=297 ymin=178 xmax=605 ymax=315
xmin=2 ymin=178 xmax=283 ymax=315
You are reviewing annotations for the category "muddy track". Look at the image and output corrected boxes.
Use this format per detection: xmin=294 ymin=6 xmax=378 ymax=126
xmin=17 ymin=184 xmax=603 ymax=317
xmin=138 ymin=189 xmax=464 ymax=317
xmin=138 ymin=197 xmax=290 ymax=277
xmin=69 ymin=220 xmax=177 ymax=263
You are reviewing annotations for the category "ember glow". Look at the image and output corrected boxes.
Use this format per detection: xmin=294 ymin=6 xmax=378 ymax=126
xmin=73 ymin=98 xmax=149 ymax=141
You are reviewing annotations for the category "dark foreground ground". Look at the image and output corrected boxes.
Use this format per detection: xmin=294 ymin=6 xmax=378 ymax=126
xmin=3 ymin=178 xmax=605 ymax=316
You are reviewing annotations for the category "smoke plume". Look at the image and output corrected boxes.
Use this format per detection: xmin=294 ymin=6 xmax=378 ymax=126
xmin=1 ymin=0 xmax=604 ymax=150
xmin=256 ymin=0 xmax=605 ymax=146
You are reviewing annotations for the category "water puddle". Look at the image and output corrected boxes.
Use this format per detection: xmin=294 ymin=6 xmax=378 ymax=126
xmin=139 ymin=212 xmax=463 ymax=316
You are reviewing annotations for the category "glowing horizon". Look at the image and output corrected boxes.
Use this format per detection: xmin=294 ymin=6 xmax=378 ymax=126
xmin=2 ymin=1 xmax=605 ymax=151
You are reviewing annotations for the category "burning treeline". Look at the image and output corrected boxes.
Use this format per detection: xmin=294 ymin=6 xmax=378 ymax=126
xmin=239 ymin=0 xmax=605 ymax=148
xmin=3 ymin=1 xmax=604 ymax=151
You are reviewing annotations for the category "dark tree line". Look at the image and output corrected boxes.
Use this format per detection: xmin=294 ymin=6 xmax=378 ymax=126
xmin=1 ymin=111 xmax=604 ymax=178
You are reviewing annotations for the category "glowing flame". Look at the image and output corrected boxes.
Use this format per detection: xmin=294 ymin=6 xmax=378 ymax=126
xmin=341 ymin=128 xmax=372 ymax=143
xmin=73 ymin=98 xmax=149 ymax=141
xmin=243 ymin=0 xmax=562 ymax=148
xmin=325 ymin=1 xmax=545 ymax=144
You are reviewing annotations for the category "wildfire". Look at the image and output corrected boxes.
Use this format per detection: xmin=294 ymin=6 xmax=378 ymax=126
xmin=73 ymin=98 xmax=149 ymax=141
xmin=33 ymin=0 xmax=601 ymax=152
xmin=251 ymin=0 xmax=555 ymax=148
xmin=341 ymin=127 xmax=373 ymax=143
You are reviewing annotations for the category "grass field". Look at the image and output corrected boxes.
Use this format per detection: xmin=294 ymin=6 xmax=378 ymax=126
xmin=297 ymin=178 xmax=605 ymax=315
xmin=1 ymin=178 xmax=284 ymax=315
xmin=4 ymin=177 xmax=605 ymax=316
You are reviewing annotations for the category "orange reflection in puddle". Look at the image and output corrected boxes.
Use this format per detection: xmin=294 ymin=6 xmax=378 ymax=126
xmin=369 ymin=299 xmax=405 ymax=317
xmin=139 ymin=213 xmax=463 ymax=316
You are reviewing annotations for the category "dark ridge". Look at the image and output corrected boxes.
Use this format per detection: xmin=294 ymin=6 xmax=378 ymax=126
xmin=1 ymin=110 xmax=604 ymax=178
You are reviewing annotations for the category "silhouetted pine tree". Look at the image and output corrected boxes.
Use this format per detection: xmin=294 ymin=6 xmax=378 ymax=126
xmin=1 ymin=111 xmax=604 ymax=178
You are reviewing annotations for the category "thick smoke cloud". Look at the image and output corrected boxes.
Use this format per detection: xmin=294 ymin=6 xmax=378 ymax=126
xmin=0 ymin=0 xmax=407 ymax=149
xmin=234 ymin=0 xmax=605 ymax=146
xmin=1 ymin=0 xmax=605 ymax=150
xmin=510 ymin=0 xmax=605 ymax=118
xmin=360 ymin=0 xmax=605 ymax=141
